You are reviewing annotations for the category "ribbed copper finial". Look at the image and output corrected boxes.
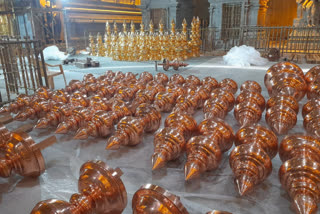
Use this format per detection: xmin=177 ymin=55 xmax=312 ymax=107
xmin=0 ymin=114 xmax=13 ymax=124
xmin=74 ymin=110 xmax=115 ymax=140
xmin=113 ymin=71 xmax=126 ymax=83
xmin=114 ymin=86 xmax=136 ymax=101
xmin=70 ymin=92 xmax=89 ymax=107
xmin=14 ymin=99 xmax=57 ymax=121
xmin=65 ymin=80 xmax=84 ymax=94
xmin=31 ymin=160 xmax=127 ymax=214
xmin=51 ymin=89 xmax=70 ymax=103
xmin=173 ymin=94 xmax=199 ymax=115
xmin=132 ymin=184 xmax=189 ymax=214
xmin=138 ymin=71 xmax=153 ymax=84
xmin=134 ymin=103 xmax=161 ymax=133
xmin=218 ymin=78 xmax=238 ymax=94
xmin=82 ymin=73 xmax=97 ymax=83
xmin=202 ymin=77 xmax=219 ymax=92
xmin=0 ymin=132 xmax=56 ymax=178
xmin=35 ymin=87 xmax=53 ymax=100
xmin=111 ymin=99 xmax=133 ymax=124
xmin=153 ymin=91 xmax=176 ymax=112
xmin=164 ymin=112 xmax=198 ymax=140
xmin=131 ymin=89 xmax=155 ymax=110
xmin=305 ymin=65 xmax=320 ymax=84
xmin=230 ymin=144 xmax=272 ymax=196
xmin=234 ymin=101 xmax=262 ymax=127
xmin=96 ymin=84 xmax=117 ymax=98
xmin=266 ymin=95 xmax=299 ymax=114
xmin=169 ymin=74 xmax=186 ymax=85
xmin=240 ymin=80 xmax=262 ymax=93
xmin=235 ymin=124 xmax=278 ymax=159
xmin=302 ymin=98 xmax=320 ymax=118
xmin=304 ymin=109 xmax=320 ymax=137
xmin=79 ymin=82 xmax=100 ymax=96
xmin=0 ymin=94 xmax=34 ymax=114
xmin=0 ymin=123 xmax=34 ymax=152
xmin=185 ymin=119 xmax=234 ymax=180
xmin=264 ymin=62 xmax=304 ymax=91
xmin=55 ymin=107 xmax=94 ymax=134
xmin=307 ymin=78 xmax=320 ymax=99
xmin=279 ymin=157 xmax=320 ymax=214
xmin=152 ymin=127 xmax=186 ymax=170
xmin=279 ymin=134 xmax=320 ymax=163
xmin=145 ymin=80 xmax=166 ymax=97
xmin=36 ymin=103 xmax=73 ymax=129
xmin=165 ymin=84 xmax=185 ymax=99
xmin=268 ymin=72 xmax=307 ymax=101
xmin=154 ymin=72 xmax=169 ymax=85
xmin=187 ymin=85 xmax=211 ymax=109
xmin=106 ymin=116 xmax=144 ymax=150
xmin=210 ymin=89 xmax=235 ymax=112
xmin=124 ymin=71 xmax=137 ymax=81
xmin=89 ymin=95 xmax=112 ymax=111
xmin=236 ymin=91 xmax=265 ymax=111
xmin=185 ymin=75 xmax=201 ymax=86
xmin=265 ymin=103 xmax=297 ymax=135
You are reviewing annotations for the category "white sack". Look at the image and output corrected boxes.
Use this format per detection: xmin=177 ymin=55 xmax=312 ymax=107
xmin=43 ymin=45 xmax=69 ymax=61
xmin=223 ymin=45 xmax=268 ymax=67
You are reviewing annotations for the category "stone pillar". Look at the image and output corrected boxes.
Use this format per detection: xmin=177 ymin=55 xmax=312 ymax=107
xmin=139 ymin=0 xmax=151 ymax=26
xmin=208 ymin=0 xmax=222 ymax=29
xmin=247 ymin=0 xmax=260 ymax=26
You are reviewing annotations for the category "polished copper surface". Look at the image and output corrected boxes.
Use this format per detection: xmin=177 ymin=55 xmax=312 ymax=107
xmin=138 ymin=71 xmax=154 ymax=84
xmin=234 ymin=101 xmax=262 ymax=127
xmin=268 ymin=72 xmax=306 ymax=101
xmin=51 ymin=90 xmax=70 ymax=103
xmin=307 ymin=78 xmax=320 ymax=99
xmin=265 ymin=62 xmax=304 ymax=90
xmin=106 ymin=116 xmax=144 ymax=150
xmin=31 ymin=160 xmax=127 ymax=214
xmin=132 ymin=184 xmax=189 ymax=214
xmin=36 ymin=103 xmax=73 ymax=129
xmin=82 ymin=73 xmax=97 ymax=83
xmin=111 ymin=99 xmax=133 ymax=124
xmin=304 ymin=108 xmax=320 ymax=137
xmin=305 ymin=65 xmax=320 ymax=84
xmin=145 ymin=81 xmax=166 ymax=97
xmin=0 ymin=114 xmax=13 ymax=124
xmin=164 ymin=112 xmax=197 ymax=140
xmin=203 ymin=97 xmax=229 ymax=119
xmin=207 ymin=211 xmax=232 ymax=214
xmin=235 ymin=124 xmax=278 ymax=159
xmin=134 ymin=103 xmax=161 ymax=133
xmin=173 ymin=94 xmax=199 ymax=115
xmin=198 ymin=118 xmax=234 ymax=151
xmin=153 ymin=91 xmax=176 ymax=112
xmin=74 ymin=110 xmax=115 ymax=140
xmin=185 ymin=118 xmax=234 ymax=180
xmin=202 ymin=77 xmax=219 ymax=92
xmin=96 ymin=84 xmax=117 ymax=98
xmin=229 ymin=144 xmax=272 ymax=196
xmin=218 ymin=78 xmax=238 ymax=94
xmin=265 ymin=104 xmax=297 ymax=135
xmin=114 ymin=86 xmax=136 ymax=101
xmin=169 ymin=74 xmax=185 ymax=85
xmin=70 ymin=92 xmax=89 ymax=107
xmin=266 ymin=95 xmax=299 ymax=114
xmin=279 ymin=134 xmax=320 ymax=163
xmin=154 ymin=72 xmax=169 ymax=85
xmin=236 ymin=91 xmax=265 ymax=111
xmin=36 ymin=87 xmax=53 ymax=100
xmin=65 ymin=80 xmax=84 ymax=94
xmin=240 ymin=80 xmax=262 ymax=93
xmin=279 ymin=157 xmax=320 ymax=214
xmin=0 ymin=94 xmax=34 ymax=114
xmin=14 ymin=99 xmax=57 ymax=121
xmin=165 ymin=84 xmax=185 ymax=99
xmin=79 ymin=82 xmax=100 ymax=96
xmin=185 ymin=75 xmax=201 ymax=86
xmin=55 ymin=107 xmax=95 ymax=134
xmin=0 ymin=123 xmax=34 ymax=152
xmin=302 ymin=98 xmax=320 ymax=118
xmin=210 ymin=89 xmax=235 ymax=112
xmin=89 ymin=95 xmax=112 ymax=111
xmin=0 ymin=133 xmax=56 ymax=178
xmin=131 ymin=89 xmax=154 ymax=110
xmin=152 ymin=127 xmax=186 ymax=170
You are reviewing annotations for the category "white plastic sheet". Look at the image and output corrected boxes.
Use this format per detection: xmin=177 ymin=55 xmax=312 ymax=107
xmin=0 ymin=70 xmax=307 ymax=214
xmin=43 ymin=46 xmax=69 ymax=61
xmin=223 ymin=45 xmax=268 ymax=67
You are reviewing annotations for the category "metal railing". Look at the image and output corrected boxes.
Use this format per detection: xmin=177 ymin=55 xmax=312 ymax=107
xmin=0 ymin=37 xmax=48 ymax=105
xmin=200 ymin=26 xmax=320 ymax=55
